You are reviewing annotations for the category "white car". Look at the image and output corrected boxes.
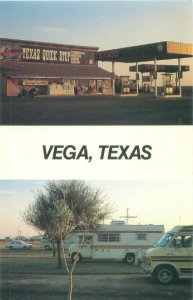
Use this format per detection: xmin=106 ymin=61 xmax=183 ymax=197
xmin=8 ymin=240 xmax=32 ymax=250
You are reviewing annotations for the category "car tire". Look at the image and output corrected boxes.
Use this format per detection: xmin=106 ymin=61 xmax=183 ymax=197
xmin=71 ymin=252 xmax=82 ymax=263
xmin=153 ymin=265 xmax=177 ymax=284
xmin=125 ymin=253 xmax=135 ymax=264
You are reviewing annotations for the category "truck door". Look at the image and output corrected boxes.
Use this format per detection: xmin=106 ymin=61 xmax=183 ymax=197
xmin=168 ymin=235 xmax=191 ymax=276
xmin=182 ymin=235 xmax=193 ymax=277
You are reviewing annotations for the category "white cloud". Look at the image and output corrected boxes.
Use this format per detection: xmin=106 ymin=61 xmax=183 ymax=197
xmin=34 ymin=26 xmax=67 ymax=33
xmin=94 ymin=15 xmax=109 ymax=21
xmin=0 ymin=189 xmax=14 ymax=195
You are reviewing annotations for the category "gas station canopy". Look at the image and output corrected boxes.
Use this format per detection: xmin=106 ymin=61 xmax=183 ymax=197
xmin=129 ymin=64 xmax=190 ymax=73
xmin=96 ymin=41 xmax=193 ymax=63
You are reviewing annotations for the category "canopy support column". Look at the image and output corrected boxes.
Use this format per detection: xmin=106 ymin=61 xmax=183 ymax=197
xmin=178 ymin=58 xmax=182 ymax=97
xmin=154 ymin=58 xmax=157 ymax=97
xmin=136 ymin=62 xmax=139 ymax=95
xmin=112 ymin=61 xmax=115 ymax=95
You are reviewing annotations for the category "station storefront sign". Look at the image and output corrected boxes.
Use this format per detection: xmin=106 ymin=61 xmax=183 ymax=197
xmin=22 ymin=79 xmax=48 ymax=86
xmin=95 ymin=50 xmax=119 ymax=60
xmin=129 ymin=64 xmax=190 ymax=73
xmin=0 ymin=44 xmax=94 ymax=65
xmin=22 ymin=47 xmax=87 ymax=64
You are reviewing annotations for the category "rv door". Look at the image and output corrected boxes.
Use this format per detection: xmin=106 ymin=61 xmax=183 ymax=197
xmin=79 ymin=236 xmax=93 ymax=258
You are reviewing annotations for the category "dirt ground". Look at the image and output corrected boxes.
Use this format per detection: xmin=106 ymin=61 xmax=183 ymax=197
xmin=1 ymin=249 xmax=192 ymax=300
xmin=0 ymin=94 xmax=192 ymax=125
xmin=1 ymin=273 xmax=193 ymax=300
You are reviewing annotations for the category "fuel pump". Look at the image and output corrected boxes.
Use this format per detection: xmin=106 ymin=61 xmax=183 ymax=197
xmin=162 ymin=73 xmax=174 ymax=95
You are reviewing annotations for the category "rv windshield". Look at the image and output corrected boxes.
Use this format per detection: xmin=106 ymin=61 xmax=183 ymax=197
xmin=155 ymin=233 xmax=174 ymax=247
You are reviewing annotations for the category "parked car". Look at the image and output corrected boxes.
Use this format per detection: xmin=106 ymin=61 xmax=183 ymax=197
xmin=8 ymin=240 xmax=32 ymax=250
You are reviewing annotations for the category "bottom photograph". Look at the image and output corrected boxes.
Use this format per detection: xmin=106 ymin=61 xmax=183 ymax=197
xmin=0 ymin=179 xmax=193 ymax=300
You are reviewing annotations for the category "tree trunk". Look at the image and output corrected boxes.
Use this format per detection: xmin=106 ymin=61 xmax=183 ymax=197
xmin=52 ymin=241 xmax=56 ymax=257
xmin=68 ymin=272 xmax=73 ymax=300
xmin=56 ymin=240 xmax=62 ymax=268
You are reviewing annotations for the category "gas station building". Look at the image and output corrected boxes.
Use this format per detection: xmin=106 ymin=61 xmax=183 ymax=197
xmin=0 ymin=38 xmax=113 ymax=97
xmin=0 ymin=38 xmax=192 ymax=98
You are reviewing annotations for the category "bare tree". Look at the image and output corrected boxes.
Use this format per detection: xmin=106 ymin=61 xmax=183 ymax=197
xmin=23 ymin=180 xmax=112 ymax=300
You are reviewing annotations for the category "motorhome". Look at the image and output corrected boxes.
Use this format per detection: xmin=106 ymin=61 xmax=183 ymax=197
xmin=143 ymin=225 xmax=193 ymax=284
xmin=68 ymin=222 xmax=164 ymax=264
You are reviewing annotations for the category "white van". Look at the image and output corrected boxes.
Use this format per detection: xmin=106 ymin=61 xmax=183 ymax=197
xmin=143 ymin=225 xmax=193 ymax=284
xmin=68 ymin=223 xmax=164 ymax=264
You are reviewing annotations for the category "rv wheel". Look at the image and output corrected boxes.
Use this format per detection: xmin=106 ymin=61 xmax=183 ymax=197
xmin=153 ymin=266 xmax=177 ymax=284
xmin=45 ymin=245 xmax=51 ymax=250
xmin=71 ymin=252 xmax=82 ymax=263
xmin=125 ymin=253 xmax=135 ymax=264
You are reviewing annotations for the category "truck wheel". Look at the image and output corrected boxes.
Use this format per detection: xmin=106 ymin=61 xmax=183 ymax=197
xmin=71 ymin=252 xmax=82 ymax=263
xmin=45 ymin=245 xmax=51 ymax=250
xmin=153 ymin=266 xmax=176 ymax=284
xmin=125 ymin=253 xmax=135 ymax=264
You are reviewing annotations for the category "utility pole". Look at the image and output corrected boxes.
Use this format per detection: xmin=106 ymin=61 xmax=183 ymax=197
xmin=120 ymin=208 xmax=137 ymax=224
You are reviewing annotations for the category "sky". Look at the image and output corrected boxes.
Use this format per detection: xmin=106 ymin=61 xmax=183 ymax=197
xmin=0 ymin=1 xmax=192 ymax=84
xmin=0 ymin=179 xmax=192 ymax=238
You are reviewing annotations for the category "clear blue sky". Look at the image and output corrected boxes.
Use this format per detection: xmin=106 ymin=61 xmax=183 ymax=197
xmin=0 ymin=1 xmax=192 ymax=84
xmin=0 ymin=1 xmax=192 ymax=47
xmin=0 ymin=180 xmax=192 ymax=238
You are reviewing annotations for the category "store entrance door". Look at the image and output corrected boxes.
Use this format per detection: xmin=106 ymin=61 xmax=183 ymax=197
xmin=97 ymin=80 xmax=103 ymax=94
xmin=89 ymin=80 xmax=97 ymax=94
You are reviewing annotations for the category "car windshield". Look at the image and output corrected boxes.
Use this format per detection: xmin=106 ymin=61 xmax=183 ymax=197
xmin=154 ymin=233 xmax=174 ymax=247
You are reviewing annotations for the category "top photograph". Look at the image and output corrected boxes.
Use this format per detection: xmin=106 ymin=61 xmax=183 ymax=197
xmin=0 ymin=1 xmax=192 ymax=126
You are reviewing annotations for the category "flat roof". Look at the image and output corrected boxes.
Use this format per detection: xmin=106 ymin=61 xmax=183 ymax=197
xmin=0 ymin=37 xmax=99 ymax=52
xmin=0 ymin=60 xmax=112 ymax=79
xmin=96 ymin=41 xmax=193 ymax=63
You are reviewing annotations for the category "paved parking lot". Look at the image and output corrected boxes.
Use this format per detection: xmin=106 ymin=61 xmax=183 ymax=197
xmin=0 ymin=94 xmax=192 ymax=125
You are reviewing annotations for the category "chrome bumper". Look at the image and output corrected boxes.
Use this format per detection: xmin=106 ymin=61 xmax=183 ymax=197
xmin=142 ymin=264 xmax=150 ymax=274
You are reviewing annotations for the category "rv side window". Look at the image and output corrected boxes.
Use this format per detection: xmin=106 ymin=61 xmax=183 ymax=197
xmin=98 ymin=234 xmax=108 ymax=242
xmin=137 ymin=233 xmax=147 ymax=240
xmin=98 ymin=233 xmax=120 ymax=242
xmin=109 ymin=234 xmax=120 ymax=242
xmin=79 ymin=236 xmax=92 ymax=244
